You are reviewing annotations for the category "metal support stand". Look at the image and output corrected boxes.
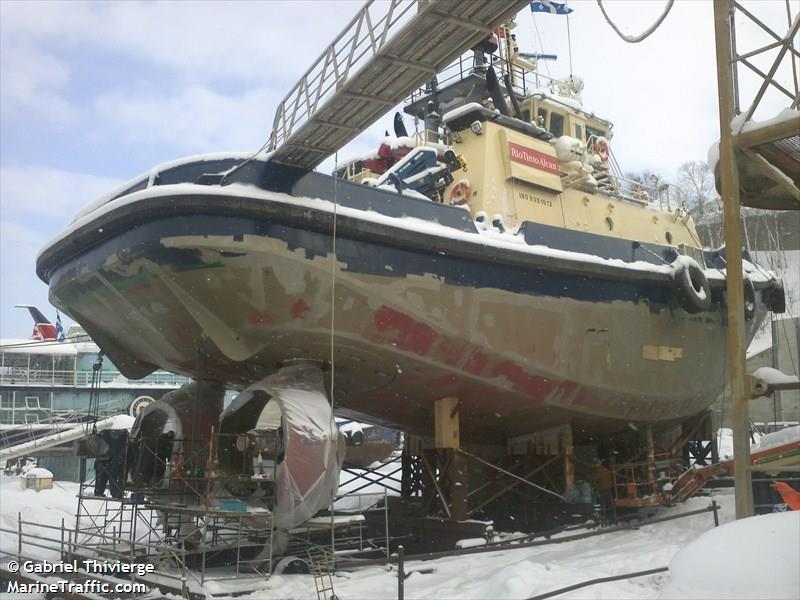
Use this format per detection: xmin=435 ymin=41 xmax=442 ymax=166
xmin=714 ymin=0 xmax=753 ymax=518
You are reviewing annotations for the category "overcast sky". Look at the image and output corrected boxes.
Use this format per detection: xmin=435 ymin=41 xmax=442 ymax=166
xmin=1 ymin=0 xmax=795 ymax=339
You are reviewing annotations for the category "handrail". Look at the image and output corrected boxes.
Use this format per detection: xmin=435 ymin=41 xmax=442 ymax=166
xmin=0 ymin=367 xmax=189 ymax=387
xmin=268 ymin=0 xmax=421 ymax=151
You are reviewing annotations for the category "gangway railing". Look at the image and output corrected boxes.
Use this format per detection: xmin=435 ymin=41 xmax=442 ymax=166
xmin=267 ymin=0 xmax=531 ymax=169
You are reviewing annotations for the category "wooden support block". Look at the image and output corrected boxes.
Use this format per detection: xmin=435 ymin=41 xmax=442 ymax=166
xmin=562 ymin=425 xmax=575 ymax=491
xmin=449 ymin=450 xmax=468 ymax=521
xmin=434 ymin=397 xmax=460 ymax=449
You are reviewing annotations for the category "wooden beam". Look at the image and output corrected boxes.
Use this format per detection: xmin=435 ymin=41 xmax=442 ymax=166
xmin=733 ymin=116 xmax=800 ymax=149
xmin=714 ymin=0 xmax=753 ymax=519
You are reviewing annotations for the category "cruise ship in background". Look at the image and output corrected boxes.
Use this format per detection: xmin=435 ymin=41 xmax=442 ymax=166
xmin=0 ymin=306 xmax=190 ymax=479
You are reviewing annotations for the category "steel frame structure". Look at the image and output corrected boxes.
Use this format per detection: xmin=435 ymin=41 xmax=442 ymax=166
xmin=714 ymin=0 xmax=799 ymax=518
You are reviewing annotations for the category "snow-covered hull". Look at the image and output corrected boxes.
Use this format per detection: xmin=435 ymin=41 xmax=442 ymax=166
xmin=37 ymin=158 xmax=776 ymax=443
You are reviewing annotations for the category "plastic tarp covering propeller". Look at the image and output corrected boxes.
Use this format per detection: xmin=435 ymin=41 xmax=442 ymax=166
xmin=221 ymin=364 xmax=345 ymax=529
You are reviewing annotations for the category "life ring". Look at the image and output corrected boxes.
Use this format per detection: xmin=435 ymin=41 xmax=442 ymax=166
xmin=672 ymin=257 xmax=711 ymax=314
xmin=449 ymin=181 xmax=472 ymax=206
xmin=594 ymin=139 xmax=609 ymax=162
xmin=743 ymin=276 xmax=756 ymax=321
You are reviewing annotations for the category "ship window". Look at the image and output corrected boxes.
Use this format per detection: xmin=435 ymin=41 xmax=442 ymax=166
xmin=537 ymin=108 xmax=548 ymax=128
xmin=522 ymin=109 xmax=531 ymax=123
xmin=587 ymin=126 xmax=606 ymax=140
xmin=549 ymin=113 xmax=565 ymax=137
xmin=575 ymin=124 xmax=584 ymax=140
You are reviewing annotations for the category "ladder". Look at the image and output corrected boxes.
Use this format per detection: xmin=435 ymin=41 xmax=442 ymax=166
xmin=267 ymin=0 xmax=531 ymax=170
xmin=309 ymin=547 xmax=338 ymax=600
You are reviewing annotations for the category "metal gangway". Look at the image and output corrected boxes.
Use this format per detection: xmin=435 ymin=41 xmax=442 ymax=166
xmin=267 ymin=0 xmax=531 ymax=169
xmin=0 ymin=415 xmax=130 ymax=463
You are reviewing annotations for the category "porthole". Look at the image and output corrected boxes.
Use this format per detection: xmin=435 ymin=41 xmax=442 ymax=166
xmin=665 ymin=231 xmax=673 ymax=244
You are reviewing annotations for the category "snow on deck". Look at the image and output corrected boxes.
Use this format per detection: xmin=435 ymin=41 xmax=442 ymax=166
xmin=41 ymin=180 xmax=778 ymax=285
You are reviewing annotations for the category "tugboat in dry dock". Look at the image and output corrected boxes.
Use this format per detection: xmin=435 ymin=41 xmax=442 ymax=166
xmin=37 ymin=4 xmax=785 ymax=452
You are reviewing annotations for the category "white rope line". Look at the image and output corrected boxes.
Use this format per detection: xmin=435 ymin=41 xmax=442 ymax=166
xmin=597 ymin=0 xmax=675 ymax=44
xmin=330 ymin=152 xmax=339 ymax=407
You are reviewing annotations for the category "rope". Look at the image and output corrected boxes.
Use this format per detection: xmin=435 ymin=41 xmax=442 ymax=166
xmin=330 ymin=152 xmax=339 ymax=405
xmin=87 ymin=354 xmax=104 ymax=435
xmin=597 ymin=0 xmax=675 ymax=43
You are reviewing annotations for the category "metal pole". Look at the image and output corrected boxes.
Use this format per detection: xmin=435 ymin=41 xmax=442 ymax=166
xmin=397 ymin=545 xmax=405 ymax=600
xmin=771 ymin=318 xmax=782 ymax=425
xmin=713 ymin=0 xmax=753 ymax=519
xmin=712 ymin=500 xmax=720 ymax=527
xmin=384 ymin=488 xmax=390 ymax=559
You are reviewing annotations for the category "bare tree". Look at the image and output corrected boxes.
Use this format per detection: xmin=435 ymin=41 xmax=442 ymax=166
xmin=676 ymin=161 xmax=720 ymax=223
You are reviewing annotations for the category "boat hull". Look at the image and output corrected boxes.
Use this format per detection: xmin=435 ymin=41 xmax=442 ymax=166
xmin=39 ymin=184 xmax=767 ymax=444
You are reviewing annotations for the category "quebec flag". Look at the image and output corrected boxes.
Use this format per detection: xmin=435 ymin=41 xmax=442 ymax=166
xmin=531 ymin=1 xmax=573 ymax=15
xmin=56 ymin=312 xmax=65 ymax=342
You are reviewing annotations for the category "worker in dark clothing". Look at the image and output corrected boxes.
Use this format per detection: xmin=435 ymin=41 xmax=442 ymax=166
xmin=591 ymin=458 xmax=615 ymax=523
xmin=94 ymin=429 xmax=128 ymax=498
xmin=153 ymin=430 xmax=175 ymax=484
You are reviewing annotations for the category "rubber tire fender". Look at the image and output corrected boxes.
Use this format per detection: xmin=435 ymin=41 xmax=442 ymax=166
xmin=673 ymin=258 xmax=711 ymax=314
xmin=350 ymin=429 xmax=364 ymax=447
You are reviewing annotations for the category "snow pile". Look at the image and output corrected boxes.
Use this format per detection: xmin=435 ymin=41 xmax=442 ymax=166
xmin=659 ymin=511 xmax=800 ymax=599
xmin=732 ymin=108 xmax=799 ymax=136
xmin=0 ymin=476 xmax=105 ymax=561
xmin=753 ymin=366 xmax=800 ymax=385
xmin=717 ymin=427 xmax=762 ymax=460
xmin=751 ymin=425 xmax=800 ymax=453
xmin=22 ymin=467 xmax=53 ymax=479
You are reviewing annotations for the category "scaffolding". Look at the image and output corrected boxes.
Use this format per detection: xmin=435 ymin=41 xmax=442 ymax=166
xmin=46 ymin=428 xmax=396 ymax=598
xmin=714 ymin=0 xmax=800 ymax=519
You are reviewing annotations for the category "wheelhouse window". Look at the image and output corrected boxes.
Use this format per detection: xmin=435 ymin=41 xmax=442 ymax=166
xmin=537 ymin=108 xmax=548 ymax=128
xmin=586 ymin=126 xmax=607 ymax=140
xmin=574 ymin=124 xmax=584 ymax=140
xmin=549 ymin=112 xmax=565 ymax=137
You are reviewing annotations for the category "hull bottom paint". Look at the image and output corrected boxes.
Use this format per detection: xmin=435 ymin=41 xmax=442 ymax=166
xmin=40 ymin=188 xmax=769 ymax=444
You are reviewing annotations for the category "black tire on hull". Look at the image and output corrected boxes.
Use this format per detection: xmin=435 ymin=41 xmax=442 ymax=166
xmin=673 ymin=259 xmax=711 ymax=314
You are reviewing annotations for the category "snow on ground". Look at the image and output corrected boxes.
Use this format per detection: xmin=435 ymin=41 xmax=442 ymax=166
xmin=660 ymin=510 xmax=799 ymax=600
xmin=2 ymin=474 xmax=797 ymax=599
xmin=0 ymin=476 xmax=102 ymax=561
xmin=236 ymin=494 xmax=745 ymax=600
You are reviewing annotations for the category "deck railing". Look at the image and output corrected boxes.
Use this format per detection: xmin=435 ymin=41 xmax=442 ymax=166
xmin=0 ymin=367 xmax=189 ymax=387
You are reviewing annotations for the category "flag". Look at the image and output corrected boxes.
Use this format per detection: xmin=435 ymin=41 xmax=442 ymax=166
xmin=531 ymin=1 xmax=573 ymax=15
xmin=56 ymin=312 xmax=65 ymax=342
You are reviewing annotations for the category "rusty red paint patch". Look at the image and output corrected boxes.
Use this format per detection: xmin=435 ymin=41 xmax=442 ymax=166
xmin=437 ymin=337 xmax=466 ymax=367
xmin=464 ymin=351 xmax=490 ymax=375
xmin=491 ymin=361 xmax=556 ymax=400
xmin=291 ymin=298 xmax=310 ymax=320
xmin=248 ymin=310 xmax=273 ymax=325
xmin=371 ymin=306 xmax=434 ymax=355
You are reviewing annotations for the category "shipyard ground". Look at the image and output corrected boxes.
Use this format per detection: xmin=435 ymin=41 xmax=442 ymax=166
xmin=1 ymin=475 xmax=798 ymax=599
